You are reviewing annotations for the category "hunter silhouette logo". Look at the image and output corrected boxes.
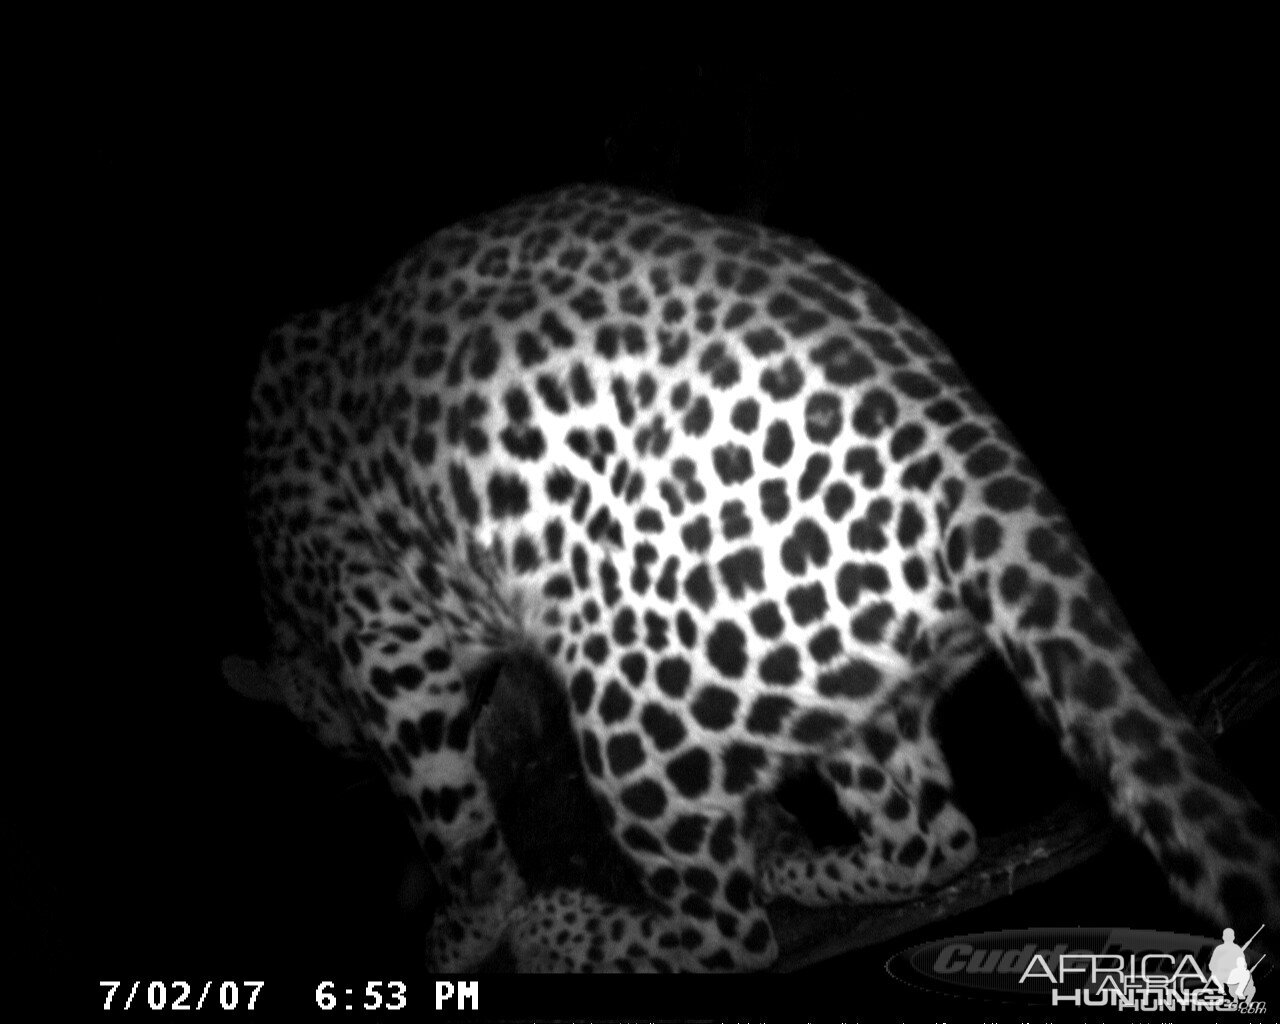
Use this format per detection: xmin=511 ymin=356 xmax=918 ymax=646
xmin=1208 ymin=924 xmax=1265 ymax=1002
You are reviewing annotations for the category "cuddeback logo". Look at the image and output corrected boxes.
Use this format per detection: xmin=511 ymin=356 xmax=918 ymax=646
xmin=886 ymin=925 xmax=1270 ymax=1011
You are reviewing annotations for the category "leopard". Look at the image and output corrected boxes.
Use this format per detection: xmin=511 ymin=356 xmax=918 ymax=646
xmin=243 ymin=183 xmax=1280 ymax=972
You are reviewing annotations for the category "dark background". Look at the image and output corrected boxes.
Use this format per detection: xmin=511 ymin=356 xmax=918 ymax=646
xmin=41 ymin=47 xmax=1275 ymax=1016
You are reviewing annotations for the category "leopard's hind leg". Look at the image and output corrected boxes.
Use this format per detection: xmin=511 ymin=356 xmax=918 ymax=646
xmin=758 ymin=698 xmax=976 ymax=906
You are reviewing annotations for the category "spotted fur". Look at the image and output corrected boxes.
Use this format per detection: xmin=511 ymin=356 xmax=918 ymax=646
xmin=245 ymin=184 xmax=1280 ymax=971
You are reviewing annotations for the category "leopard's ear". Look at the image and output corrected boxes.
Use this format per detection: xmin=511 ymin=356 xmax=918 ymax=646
xmin=221 ymin=654 xmax=282 ymax=704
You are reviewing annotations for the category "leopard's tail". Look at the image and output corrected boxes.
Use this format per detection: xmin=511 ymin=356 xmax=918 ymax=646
xmin=955 ymin=509 xmax=1280 ymax=930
